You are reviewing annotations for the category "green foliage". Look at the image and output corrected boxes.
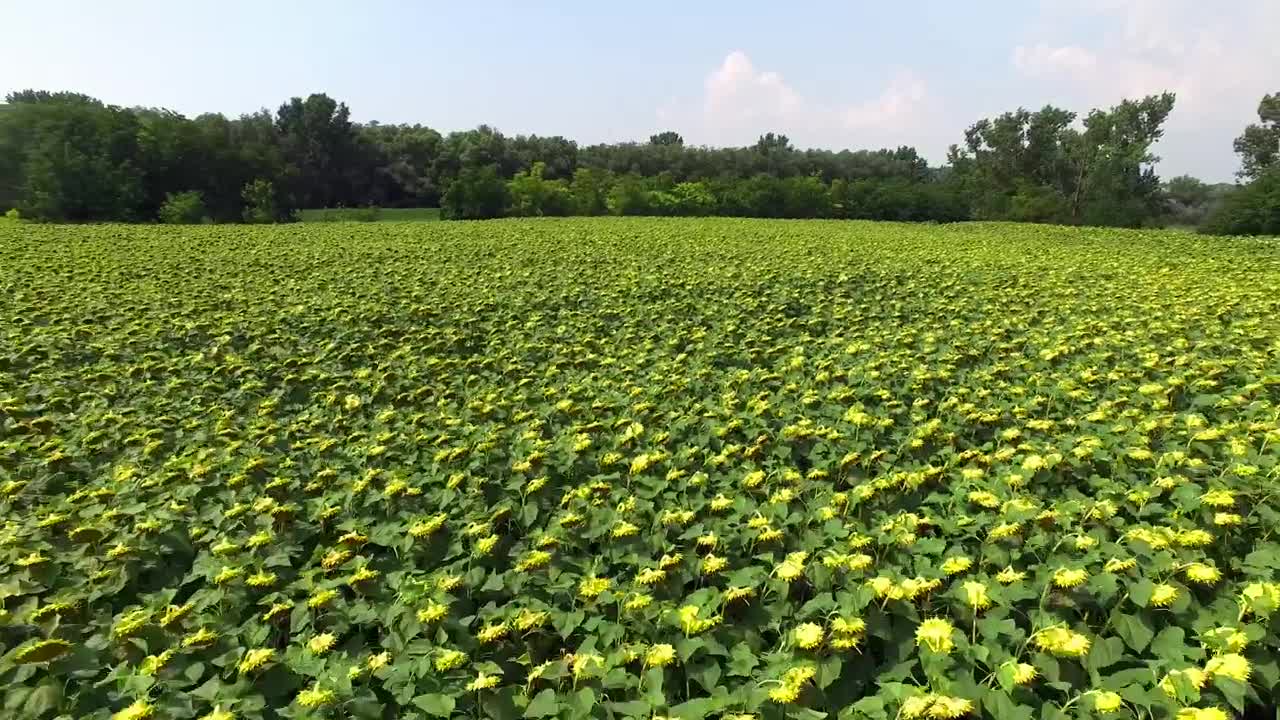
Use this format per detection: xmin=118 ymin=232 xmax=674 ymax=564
xmin=829 ymin=178 xmax=967 ymax=222
xmin=1160 ymin=175 xmax=1230 ymax=228
xmin=506 ymin=163 xmax=572 ymax=217
xmin=0 ymin=85 xmax=1202 ymax=229
xmin=1 ymin=217 xmax=1279 ymax=719
xmin=568 ymin=168 xmax=611 ymax=216
xmin=301 ymin=206 xmax=382 ymax=222
xmin=1007 ymin=182 xmax=1069 ymax=224
xmin=949 ymin=94 xmax=1176 ymax=227
xmin=1232 ymin=92 xmax=1280 ymax=181
xmin=1200 ymin=167 xmax=1280 ymax=236
xmin=648 ymin=182 xmax=715 ymax=216
xmin=781 ymin=175 xmax=831 ymax=218
xmin=606 ymin=173 xmax=651 ymax=216
xmin=241 ymin=179 xmax=280 ymax=224
xmin=274 ymin=94 xmax=363 ymax=210
xmin=441 ymin=164 xmax=507 ymax=220
xmin=157 ymin=190 xmax=208 ymax=224
xmin=649 ymin=131 xmax=684 ymax=146
xmin=3 ymin=208 xmax=18 ymax=221
xmin=300 ymin=207 xmax=440 ymax=222
xmin=2 ymin=95 xmax=145 ymax=221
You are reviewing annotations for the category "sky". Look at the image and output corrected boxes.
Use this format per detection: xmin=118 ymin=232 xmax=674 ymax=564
xmin=3 ymin=0 xmax=1276 ymax=182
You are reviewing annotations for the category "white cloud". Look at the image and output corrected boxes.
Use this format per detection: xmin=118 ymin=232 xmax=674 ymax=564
xmin=1012 ymin=0 xmax=1280 ymax=179
xmin=843 ymin=71 xmax=927 ymax=130
xmin=704 ymin=51 xmax=802 ymax=122
xmin=1012 ymin=43 xmax=1097 ymax=75
xmin=676 ymin=50 xmax=930 ymax=149
xmin=1012 ymin=41 xmax=1188 ymax=101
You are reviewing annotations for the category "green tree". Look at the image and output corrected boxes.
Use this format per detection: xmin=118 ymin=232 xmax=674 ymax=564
xmin=946 ymin=106 xmax=1076 ymax=221
xmin=1066 ymin=93 xmax=1176 ymax=226
xmin=948 ymin=93 xmax=1175 ymax=227
xmin=781 ymin=175 xmax=831 ymax=218
xmin=648 ymin=181 xmax=715 ymax=216
xmin=441 ymin=164 xmax=507 ymax=220
xmin=1232 ymin=93 xmax=1280 ymax=181
xmin=648 ymin=131 xmax=684 ymax=147
xmin=158 ymin=190 xmax=208 ymax=224
xmin=361 ymin=124 xmax=444 ymax=207
xmin=569 ymin=168 xmax=611 ymax=216
xmin=507 ymin=162 xmax=572 ymax=216
xmin=275 ymin=93 xmax=361 ymax=209
xmin=1200 ymin=166 xmax=1280 ymax=236
xmin=606 ymin=174 xmax=652 ymax=216
xmin=9 ymin=96 xmax=145 ymax=221
xmin=1160 ymin=175 xmax=1226 ymax=227
xmin=241 ymin=179 xmax=280 ymax=223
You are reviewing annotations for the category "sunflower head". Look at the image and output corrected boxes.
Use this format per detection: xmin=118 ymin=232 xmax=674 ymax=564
xmin=915 ymin=617 xmax=956 ymax=654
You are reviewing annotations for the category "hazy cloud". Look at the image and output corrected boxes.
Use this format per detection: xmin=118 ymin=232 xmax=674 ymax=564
xmin=704 ymin=51 xmax=802 ymax=123
xmin=1012 ymin=43 xmax=1097 ymax=76
xmin=677 ymin=51 xmax=930 ymax=149
xmin=1015 ymin=0 xmax=1280 ymax=178
xmin=842 ymin=71 xmax=927 ymax=131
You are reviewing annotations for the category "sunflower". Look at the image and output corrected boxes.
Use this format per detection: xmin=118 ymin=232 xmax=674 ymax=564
xmin=1182 ymin=563 xmax=1222 ymax=585
xmin=307 ymin=633 xmax=336 ymax=655
xmin=112 ymin=700 xmax=154 ymax=720
xmin=1205 ymin=653 xmax=1250 ymax=682
xmin=774 ymin=552 xmax=808 ymax=581
xmin=238 ymin=648 xmax=274 ymax=674
xmin=417 ymin=601 xmax=448 ymax=624
xmin=1007 ymin=661 xmax=1038 ymax=685
xmin=624 ymin=593 xmax=654 ymax=611
xmin=434 ymin=649 xmax=466 ymax=671
xmin=1033 ymin=627 xmax=1090 ymax=657
xmin=915 ymin=618 xmax=956 ymax=654
xmin=1103 ymin=557 xmax=1137 ymax=573
xmin=1051 ymin=567 xmax=1089 ymax=589
xmin=996 ymin=567 xmax=1027 ymax=584
xmin=1149 ymin=583 xmax=1180 ymax=608
xmin=962 ymin=581 xmax=992 ymax=612
xmin=929 ymin=696 xmax=975 ymax=719
xmin=296 ymin=684 xmax=336 ymax=708
xmin=466 ymin=671 xmax=501 ymax=691
xmin=701 ymin=554 xmax=728 ymax=575
xmin=793 ymin=623 xmax=824 ymax=649
xmin=577 ymin=576 xmax=611 ymax=600
xmin=1199 ymin=489 xmax=1235 ymax=508
xmin=940 ymin=556 xmax=973 ymax=575
xmin=645 ymin=643 xmax=676 ymax=667
xmin=1091 ymin=691 xmax=1123 ymax=713
xmin=1175 ymin=708 xmax=1229 ymax=720
xmin=14 ymin=639 xmax=72 ymax=664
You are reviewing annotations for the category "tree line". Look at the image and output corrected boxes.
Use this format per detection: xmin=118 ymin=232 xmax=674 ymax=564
xmin=0 ymin=88 xmax=1275 ymax=233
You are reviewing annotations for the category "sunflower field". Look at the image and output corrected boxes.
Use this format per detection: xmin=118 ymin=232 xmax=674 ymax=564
xmin=2 ymin=218 xmax=1280 ymax=720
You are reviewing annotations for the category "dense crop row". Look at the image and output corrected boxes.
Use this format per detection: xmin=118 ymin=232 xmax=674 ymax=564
xmin=1 ymin=218 xmax=1279 ymax=720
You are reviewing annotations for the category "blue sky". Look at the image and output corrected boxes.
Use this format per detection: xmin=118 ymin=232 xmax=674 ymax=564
xmin=3 ymin=1 xmax=1275 ymax=181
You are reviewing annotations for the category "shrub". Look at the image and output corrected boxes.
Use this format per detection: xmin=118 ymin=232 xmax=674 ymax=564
xmin=441 ymin=165 xmax=507 ymax=220
xmin=158 ymin=191 xmax=208 ymax=225
xmin=241 ymin=179 xmax=278 ymax=224
xmin=507 ymin=163 xmax=572 ymax=217
xmin=3 ymin=208 xmax=19 ymax=221
xmin=1200 ymin=168 xmax=1280 ymax=236
xmin=315 ymin=206 xmax=382 ymax=222
xmin=605 ymin=174 xmax=651 ymax=216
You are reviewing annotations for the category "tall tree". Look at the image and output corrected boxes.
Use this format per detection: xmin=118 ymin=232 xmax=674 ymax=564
xmin=649 ymin=131 xmax=684 ymax=147
xmin=275 ymin=93 xmax=361 ymax=208
xmin=1232 ymin=92 xmax=1280 ymax=180
xmin=948 ymin=93 xmax=1175 ymax=226
xmin=1066 ymin=93 xmax=1176 ymax=225
xmin=1 ymin=91 xmax=145 ymax=221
